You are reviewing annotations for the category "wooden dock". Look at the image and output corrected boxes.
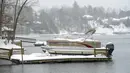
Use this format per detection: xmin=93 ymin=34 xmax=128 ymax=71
xmin=10 ymin=54 xmax=112 ymax=64
xmin=11 ymin=57 xmax=112 ymax=64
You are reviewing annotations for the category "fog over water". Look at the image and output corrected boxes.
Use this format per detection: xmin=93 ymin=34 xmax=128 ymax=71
xmin=35 ymin=0 xmax=130 ymax=10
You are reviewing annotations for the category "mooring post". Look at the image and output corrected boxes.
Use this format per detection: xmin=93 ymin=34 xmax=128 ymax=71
xmin=9 ymin=49 xmax=13 ymax=60
xmin=20 ymin=40 xmax=23 ymax=64
xmin=106 ymin=47 xmax=108 ymax=57
xmin=93 ymin=37 xmax=96 ymax=57
xmin=94 ymin=46 xmax=96 ymax=57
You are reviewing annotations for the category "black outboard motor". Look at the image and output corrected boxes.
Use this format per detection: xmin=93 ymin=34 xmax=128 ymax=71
xmin=106 ymin=42 xmax=114 ymax=57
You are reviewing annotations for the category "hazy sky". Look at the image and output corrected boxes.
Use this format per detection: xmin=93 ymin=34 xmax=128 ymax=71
xmin=34 ymin=0 xmax=130 ymax=10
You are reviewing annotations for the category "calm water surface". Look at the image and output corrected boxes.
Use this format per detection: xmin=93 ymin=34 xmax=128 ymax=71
xmin=0 ymin=34 xmax=130 ymax=73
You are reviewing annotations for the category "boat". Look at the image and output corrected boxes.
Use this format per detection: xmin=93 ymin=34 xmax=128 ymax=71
xmin=41 ymin=38 xmax=114 ymax=56
xmin=41 ymin=29 xmax=100 ymax=48
xmin=34 ymin=40 xmax=46 ymax=46
xmin=41 ymin=29 xmax=114 ymax=56
xmin=43 ymin=38 xmax=101 ymax=48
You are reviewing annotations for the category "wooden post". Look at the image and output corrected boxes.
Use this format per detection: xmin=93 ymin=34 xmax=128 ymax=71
xmin=9 ymin=49 xmax=13 ymax=60
xmin=94 ymin=44 xmax=96 ymax=57
xmin=20 ymin=40 xmax=23 ymax=64
xmin=106 ymin=47 xmax=108 ymax=57
xmin=93 ymin=37 xmax=96 ymax=57
xmin=0 ymin=0 xmax=4 ymax=36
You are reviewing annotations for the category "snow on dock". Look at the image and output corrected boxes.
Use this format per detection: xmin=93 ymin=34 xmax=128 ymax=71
xmin=11 ymin=53 xmax=111 ymax=64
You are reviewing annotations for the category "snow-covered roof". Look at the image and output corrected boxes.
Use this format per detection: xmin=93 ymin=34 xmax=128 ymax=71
xmin=33 ymin=21 xmax=42 ymax=24
xmin=25 ymin=22 xmax=29 ymax=24
xmin=120 ymin=16 xmax=130 ymax=21
xmin=83 ymin=15 xmax=93 ymax=19
xmin=36 ymin=21 xmax=42 ymax=24
xmin=2 ymin=26 xmax=13 ymax=31
xmin=112 ymin=17 xmax=130 ymax=22
xmin=112 ymin=23 xmax=129 ymax=32
xmin=112 ymin=18 xmax=120 ymax=22
xmin=59 ymin=29 xmax=69 ymax=35
xmin=102 ymin=19 xmax=108 ymax=24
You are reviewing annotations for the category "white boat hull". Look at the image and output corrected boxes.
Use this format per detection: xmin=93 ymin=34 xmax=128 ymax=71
xmin=41 ymin=46 xmax=108 ymax=55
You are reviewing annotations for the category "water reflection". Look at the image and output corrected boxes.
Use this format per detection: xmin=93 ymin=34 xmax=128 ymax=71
xmin=0 ymin=62 xmax=116 ymax=73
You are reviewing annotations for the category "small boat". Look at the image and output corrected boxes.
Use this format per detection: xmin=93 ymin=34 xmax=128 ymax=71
xmin=34 ymin=41 xmax=45 ymax=46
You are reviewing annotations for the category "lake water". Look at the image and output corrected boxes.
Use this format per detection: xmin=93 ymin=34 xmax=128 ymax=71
xmin=0 ymin=34 xmax=130 ymax=73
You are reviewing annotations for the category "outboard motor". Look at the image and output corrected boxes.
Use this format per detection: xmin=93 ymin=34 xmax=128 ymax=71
xmin=106 ymin=42 xmax=114 ymax=57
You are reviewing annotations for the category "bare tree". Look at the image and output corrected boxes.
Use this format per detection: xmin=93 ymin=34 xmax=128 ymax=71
xmin=12 ymin=0 xmax=28 ymax=42
xmin=0 ymin=0 xmax=4 ymax=36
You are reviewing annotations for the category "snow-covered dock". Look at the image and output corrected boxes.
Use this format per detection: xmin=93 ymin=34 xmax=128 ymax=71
xmin=11 ymin=53 xmax=112 ymax=64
